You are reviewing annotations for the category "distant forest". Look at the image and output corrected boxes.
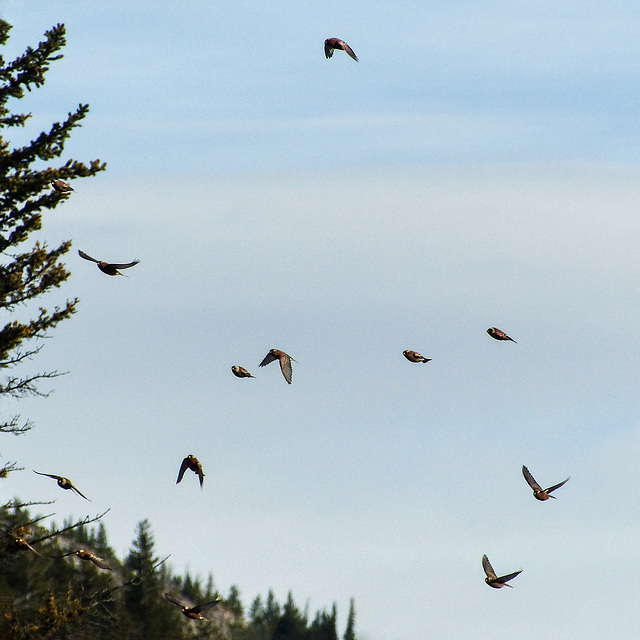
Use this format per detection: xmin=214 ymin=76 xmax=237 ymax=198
xmin=0 ymin=504 xmax=356 ymax=640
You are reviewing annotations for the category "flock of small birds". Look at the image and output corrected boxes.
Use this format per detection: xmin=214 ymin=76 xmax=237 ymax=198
xmin=5 ymin=36 xmax=575 ymax=624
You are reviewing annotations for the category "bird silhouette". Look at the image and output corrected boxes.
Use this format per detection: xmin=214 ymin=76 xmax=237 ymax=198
xmin=232 ymin=366 xmax=255 ymax=379
xmin=522 ymin=465 xmax=570 ymax=501
xmin=324 ymin=38 xmax=358 ymax=62
xmin=482 ymin=554 xmax=522 ymax=588
xmin=33 ymin=470 xmax=90 ymax=500
xmin=78 ymin=250 xmax=140 ymax=276
xmin=164 ymin=593 xmax=222 ymax=619
xmin=176 ymin=454 xmax=205 ymax=488
xmin=403 ymin=350 xmax=431 ymax=363
xmin=487 ymin=327 xmax=517 ymax=343
xmin=259 ymin=349 xmax=296 ymax=384
xmin=51 ymin=179 xmax=73 ymax=193
xmin=57 ymin=549 xmax=111 ymax=570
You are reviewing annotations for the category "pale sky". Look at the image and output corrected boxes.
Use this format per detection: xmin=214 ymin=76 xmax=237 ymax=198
xmin=3 ymin=2 xmax=640 ymax=639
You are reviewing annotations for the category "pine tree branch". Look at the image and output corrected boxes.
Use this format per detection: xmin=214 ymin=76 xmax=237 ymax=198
xmin=0 ymin=414 xmax=33 ymax=434
xmin=32 ymin=510 xmax=111 ymax=545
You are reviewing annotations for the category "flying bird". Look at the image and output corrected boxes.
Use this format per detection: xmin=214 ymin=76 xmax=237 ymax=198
xmin=324 ymin=38 xmax=358 ymax=62
xmin=33 ymin=470 xmax=90 ymax=501
xmin=482 ymin=554 xmax=522 ymax=588
xmin=164 ymin=593 xmax=222 ymax=619
xmin=232 ymin=366 xmax=255 ymax=379
xmin=57 ymin=549 xmax=111 ymax=570
xmin=4 ymin=531 xmax=42 ymax=557
xmin=51 ymin=179 xmax=73 ymax=193
xmin=403 ymin=350 xmax=431 ymax=363
xmin=259 ymin=349 xmax=296 ymax=384
xmin=487 ymin=327 xmax=517 ymax=343
xmin=78 ymin=250 xmax=140 ymax=276
xmin=176 ymin=454 xmax=205 ymax=488
xmin=522 ymin=465 xmax=570 ymax=501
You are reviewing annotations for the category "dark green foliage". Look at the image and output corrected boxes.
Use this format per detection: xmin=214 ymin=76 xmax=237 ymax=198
xmin=343 ymin=599 xmax=356 ymax=640
xmin=270 ymin=592 xmax=310 ymax=640
xmin=1 ymin=506 xmax=355 ymax=640
xmin=123 ymin=519 xmax=183 ymax=640
xmin=0 ymin=19 xmax=105 ymax=471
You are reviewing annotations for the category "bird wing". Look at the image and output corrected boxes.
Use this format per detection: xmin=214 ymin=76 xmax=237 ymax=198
xmin=70 ymin=484 xmax=90 ymax=501
xmin=191 ymin=598 xmax=222 ymax=614
xmin=341 ymin=41 xmax=358 ymax=61
xmin=259 ymin=351 xmax=278 ymax=367
xmin=164 ymin=593 xmax=185 ymax=608
xmin=546 ymin=477 xmax=570 ymax=494
xmin=110 ymin=259 xmax=140 ymax=269
xmin=33 ymin=470 xmax=62 ymax=481
xmin=522 ymin=466 xmax=543 ymax=492
xmin=482 ymin=554 xmax=497 ymax=579
xmin=78 ymin=250 xmax=100 ymax=263
xmin=279 ymin=354 xmax=293 ymax=384
xmin=496 ymin=569 xmax=523 ymax=584
xmin=197 ymin=463 xmax=205 ymax=488
xmin=176 ymin=457 xmax=189 ymax=484
xmin=88 ymin=553 xmax=111 ymax=570
xmin=324 ymin=40 xmax=334 ymax=58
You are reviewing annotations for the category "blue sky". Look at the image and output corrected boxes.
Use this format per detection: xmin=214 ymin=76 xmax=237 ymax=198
xmin=3 ymin=2 xmax=640 ymax=639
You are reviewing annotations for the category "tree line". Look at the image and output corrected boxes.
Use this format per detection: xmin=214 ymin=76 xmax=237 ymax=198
xmin=0 ymin=507 xmax=356 ymax=640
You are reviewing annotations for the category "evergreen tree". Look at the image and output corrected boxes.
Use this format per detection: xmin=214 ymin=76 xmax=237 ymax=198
xmin=0 ymin=19 xmax=105 ymax=476
xmin=225 ymin=584 xmax=244 ymax=616
xmin=263 ymin=589 xmax=281 ymax=625
xmin=124 ymin=519 xmax=183 ymax=640
xmin=271 ymin=592 xmax=308 ymax=640
xmin=249 ymin=594 xmax=265 ymax=627
xmin=342 ymin=599 xmax=356 ymax=640
xmin=309 ymin=604 xmax=337 ymax=640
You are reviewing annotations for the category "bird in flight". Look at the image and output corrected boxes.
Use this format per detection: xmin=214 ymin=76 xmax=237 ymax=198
xmin=78 ymin=250 xmax=140 ymax=276
xmin=4 ymin=531 xmax=42 ymax=557
xmin=33 ymin=470 xmax=90 ymax=501
xmin=51 ymin=179 xmax=73 ymax=193
xmin=403 ymin=350 xmax=432 ymax=363
xmin=522 ymin=465 xmax=570 ymax=501
xmin=259 ymin=349 xmax=297 ymax=384
xmin=164 ymin=593 xmax=222 ymax=619
xmin=324 ymin=38 xmax=358 ymax=62
xmin=487 ymin=327 xmax=517 ymax=343
xmin=57 ymin=549 xmax=111 ymax=570
xmin=176 ymin=454 xmax=205 ymax=488
xmin=482 ymin=554 xmax=522 ymax=588
xmin=232 ymin=366 xmax=255 ymax=379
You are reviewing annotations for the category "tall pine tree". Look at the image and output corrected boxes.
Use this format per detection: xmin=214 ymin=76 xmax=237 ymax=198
xmin=124 ymin=519 xmax=183 ymax=640
xmin=0 ymin=19 xmax=105 ymax=475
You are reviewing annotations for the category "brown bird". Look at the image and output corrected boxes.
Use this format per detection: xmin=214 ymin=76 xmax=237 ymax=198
xmin=164 ymin=593 xmax=222 ymax=620
xmin=259 ymin=349 xmax=296 ymax=384
xmin=56 ymin=549 xmax=111 ymax=570
xmin=78 ymin=250 xmax=140 ymax=276
xmin=522 ymin=465 xmax=570 ymax=501
xmin=232 ymin=365 xmax=255 ymax=379
xmin=324 ymin=38 xmax=358 ymax=62
xmin=482 ymin=554 xmax=522 ymax=588
xmin=51 ymin=179 xmax=73 ymax=193
xmin=176 ymin=454 xmax=205 ymax=488
xmin=4 ymin=531 xmax=42 ymax=557
xmin=33 ymin=470 xmax=90 ymax=501
xmin=487 ymin=327 xmax=517 ymax=343
xmin=403 ymin=350 xmax=432 ymax=363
